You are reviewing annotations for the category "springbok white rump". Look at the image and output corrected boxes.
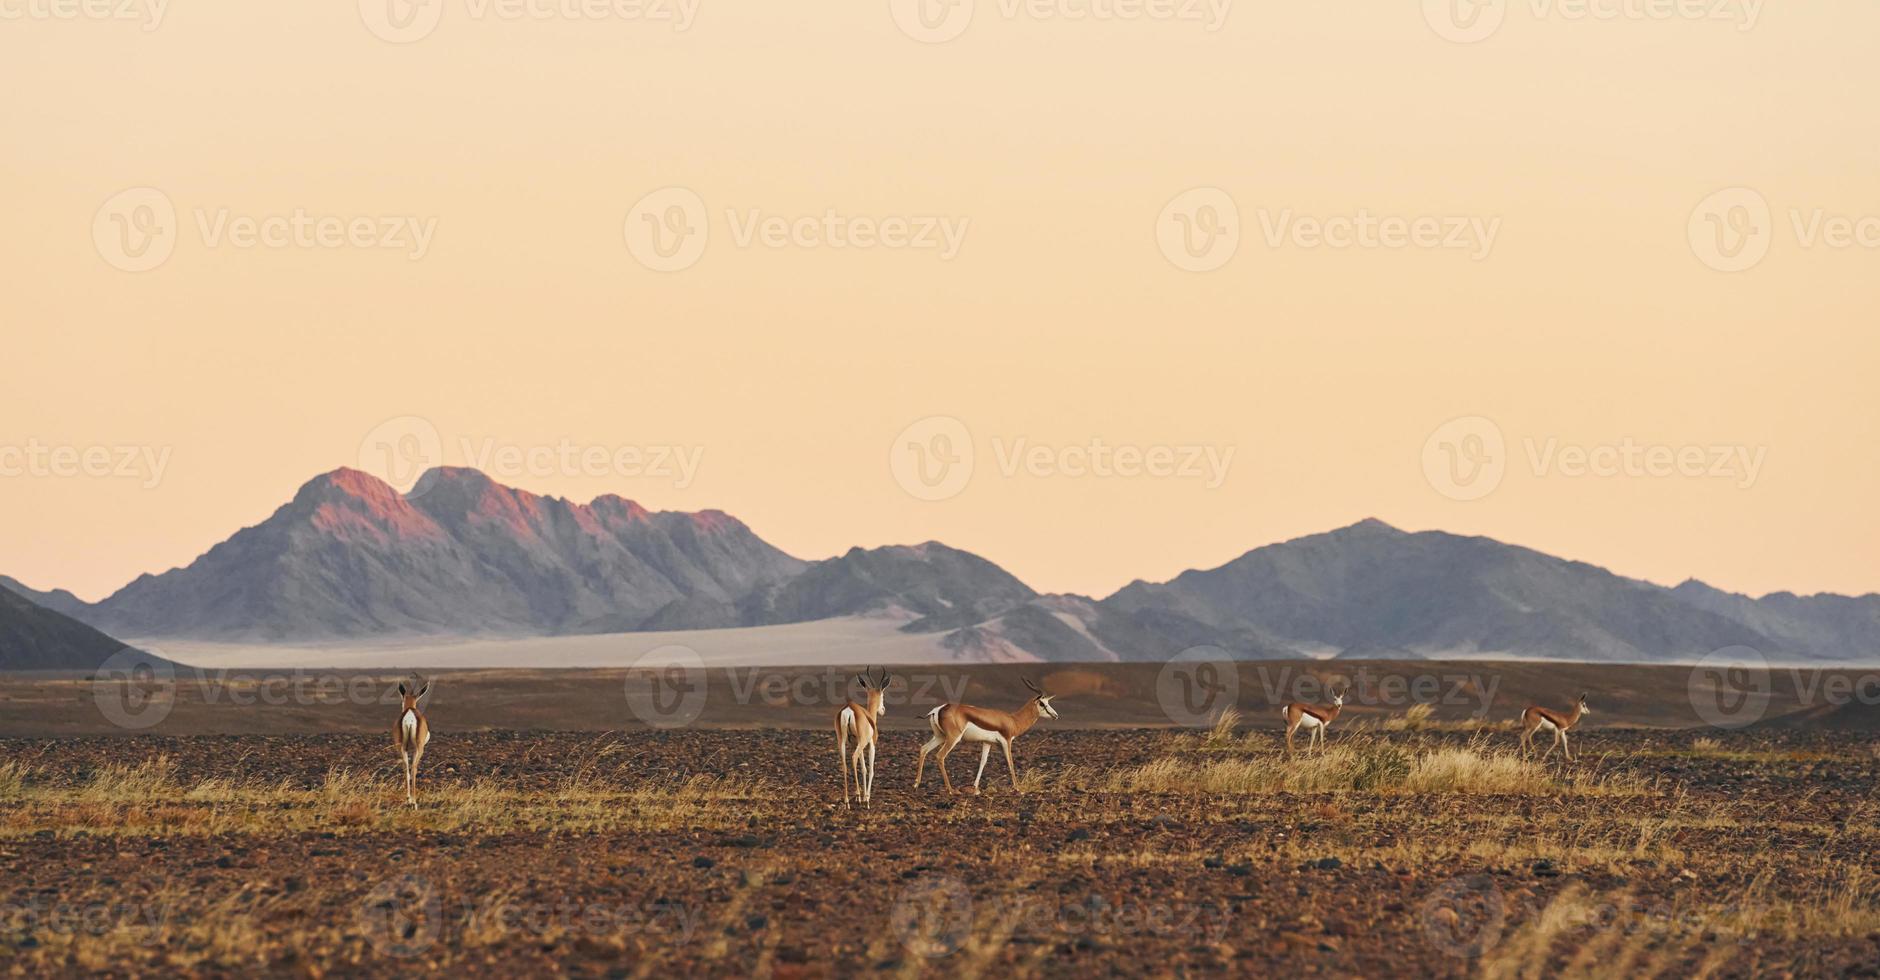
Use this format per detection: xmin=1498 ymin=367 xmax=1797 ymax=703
xmin=834 ymin=667 xmax=890 ymax=807
xmin=394 ymin=676 xmax=432 ymax=805
xmin=914 ymin=677 xmax=1059 ymax=795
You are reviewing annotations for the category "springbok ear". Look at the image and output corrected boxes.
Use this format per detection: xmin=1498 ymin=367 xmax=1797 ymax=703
xmin=418 ymin=682 xmax=430 ymax=699
xmin=398 ymin=682 xmax=408 ymax=698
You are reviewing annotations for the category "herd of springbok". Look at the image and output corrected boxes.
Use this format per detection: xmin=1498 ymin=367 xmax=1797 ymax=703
xmin=388 ymin=671 xmax=1592 ymax=806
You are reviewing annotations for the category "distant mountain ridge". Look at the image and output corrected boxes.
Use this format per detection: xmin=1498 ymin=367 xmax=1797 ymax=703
xmin=0 ymin=588 xmax=157 ymax=671
xmin=53 ymin=467 xmax=806 ymax=640
xmin=5 ymin=470 xmax=1876 ymax=663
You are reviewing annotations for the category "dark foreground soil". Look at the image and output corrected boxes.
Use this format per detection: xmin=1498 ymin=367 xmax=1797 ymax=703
xmin=2 ymin=728 xmax=1878 ymax=978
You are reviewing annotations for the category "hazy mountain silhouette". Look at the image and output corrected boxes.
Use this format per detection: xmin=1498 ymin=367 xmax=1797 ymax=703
xmin=12 ymin=475 xmax=1877 ymax=663
xmin=66 ymin=467 xmax=805 ymax=640
xmin=0 ymin=589 xmax=158 ymax=671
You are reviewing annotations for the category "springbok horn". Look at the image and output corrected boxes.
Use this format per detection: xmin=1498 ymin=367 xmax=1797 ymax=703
xmin=1023 ymin=676 xmax=1041 ymax=695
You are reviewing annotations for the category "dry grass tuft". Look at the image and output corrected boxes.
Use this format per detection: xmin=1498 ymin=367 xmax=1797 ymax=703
xmin=1092 ymin=738 xmax=1647 ymax=796
xmin=1203 ymin=707 xmax=1242 ymax=746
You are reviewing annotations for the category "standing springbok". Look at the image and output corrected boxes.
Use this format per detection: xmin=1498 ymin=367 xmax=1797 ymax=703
xmin=1280 ymin=687 xmax=1346 ymax=755
xmin=394 ymin=677 xmax=431 ymax=805
xmin=835 ymin=667 xmax=890 ymax=807
xmin=915 ymin=677 xmax=1059 ymax=795
xmin=1521 ymin=692 xmax=1590 ymax=761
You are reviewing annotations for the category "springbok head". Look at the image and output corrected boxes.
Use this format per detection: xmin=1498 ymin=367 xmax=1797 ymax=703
xmin=1023 ymin=676 xmax=1060 ymax=720
xmin=397 ymin=676 xmax=429 ymax=712
xmin=855 ymin=666 xmax=891 ymax=716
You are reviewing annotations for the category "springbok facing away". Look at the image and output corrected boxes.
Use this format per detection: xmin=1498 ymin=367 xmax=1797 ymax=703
xmin=1521 ymin=692 xmax=1590 ymax=761
xmin=394 ymin=677 xmax=431 ymax=805
xmin=915 ymin=677 xmax=1059 ymax=796
xmin=835 ymin=667 xmax=890 ymax=808
xmin=1280 ymin=688 xmax=1346 ymax=755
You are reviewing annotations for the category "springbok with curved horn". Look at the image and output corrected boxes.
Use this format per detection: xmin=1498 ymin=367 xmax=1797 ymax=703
xmin=835 ymin=667 xmax=890 ymax=807
xmin=1280 ymin=686 xmax=1345 ymax=755
xmin=1521 ymin=692 xmax=1590 ymax=761
xmin=915 ymin=677 xmax=1059 ymax=795
xmin=395 ymin=676 xmax=431 ymax=805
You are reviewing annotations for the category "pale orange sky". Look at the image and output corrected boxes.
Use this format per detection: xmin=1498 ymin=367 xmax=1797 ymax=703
xmin=3 ymin=2 xmax=1876 ymax=604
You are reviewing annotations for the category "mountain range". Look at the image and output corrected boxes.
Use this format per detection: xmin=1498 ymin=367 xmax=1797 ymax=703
xmin=4 ymin=468 xmax=1876 ymax=664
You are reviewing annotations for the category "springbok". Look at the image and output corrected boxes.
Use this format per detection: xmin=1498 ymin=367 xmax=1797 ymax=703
xmin=394 ymin=676 xmax=431 ymax=805
xmin=915 ymin=677 xmax=1058 ymax=795
xmin=1280 ymin=687 xmax=1345 ymax=755
xmin=835 ymin=667 xmax=890 ymax=807
xmin=1521 ymin=692 xmax=1590 ymax=761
